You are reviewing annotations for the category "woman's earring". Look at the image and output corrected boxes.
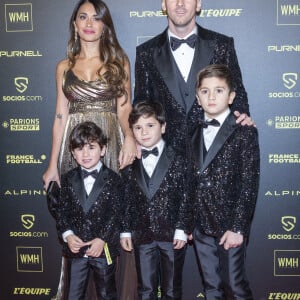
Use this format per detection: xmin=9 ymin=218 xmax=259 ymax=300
xmin=74 ymin=30 xmax=78 ymax=43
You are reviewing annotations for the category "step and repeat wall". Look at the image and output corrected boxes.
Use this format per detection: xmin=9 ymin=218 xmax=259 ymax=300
xmin=0 ymin=0 xmax=299 ymax=299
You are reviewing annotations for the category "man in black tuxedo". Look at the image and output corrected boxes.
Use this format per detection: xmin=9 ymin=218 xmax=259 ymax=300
xmin=134 ymin=0 xmax=252 ymax=154
xmin=121 ymin=101 xmax=194 ymax=300
xmin=191 ymin=65 xmax=260 ymax=299
xmin=55 ymin=121 xmax=123 ymax=300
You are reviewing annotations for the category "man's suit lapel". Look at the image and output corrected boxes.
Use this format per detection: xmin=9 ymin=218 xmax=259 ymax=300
xmin=186 ymin=26 xmax=215 ymax=112
xmin=200 ymin=113 xmax=237 ymax=173
xmin=153 ymin=32 xmax=186 ymax=109
xmin=153 ymin=27 xmax=216 ymax=114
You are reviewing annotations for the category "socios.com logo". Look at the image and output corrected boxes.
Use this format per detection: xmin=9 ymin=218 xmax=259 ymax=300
xmin=282 ymin=216 xmax=296 ymax=232
xmin=268 ymin=72 xmax=300 ymax=99
xmin=14 ymin=77 xmax=29 ymax=93
xmin=10 ymin=214 xmax=48 ymax=238
xmin=283 ymin=73 xmax=297 ymax=90
xmin=21 ymin=214 xmax=35 ymax=230
xmin=267 ymin=216 xmax=300 ymax=240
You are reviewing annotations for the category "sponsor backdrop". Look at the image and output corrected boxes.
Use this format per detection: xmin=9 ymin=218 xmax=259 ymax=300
xmin=0 ymin=0 xmax=299 ymax=299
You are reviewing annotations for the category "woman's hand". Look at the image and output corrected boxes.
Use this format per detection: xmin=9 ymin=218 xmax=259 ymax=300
xmin=119 ymin=135 xmax=139 ymax=169
xmin=43 ymin=166 xmax=60 ymax=190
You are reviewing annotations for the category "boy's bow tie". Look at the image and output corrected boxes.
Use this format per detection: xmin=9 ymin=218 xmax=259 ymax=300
xmin=141 ymin=147 xmax=159 ymax=158
xmin=201 ymin=119 xmax=220 ymax=128
xmin=82 ymin=169 xmax=98 ymax=179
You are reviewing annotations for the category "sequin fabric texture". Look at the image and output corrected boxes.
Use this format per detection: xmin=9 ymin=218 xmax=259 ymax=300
xmin=56 ymin=166 xmax=123 ymax=259
xmin=192 ymin=123 xmax=260 ymax=237
xmin=122 ymin=146 xmax=194 ymax=245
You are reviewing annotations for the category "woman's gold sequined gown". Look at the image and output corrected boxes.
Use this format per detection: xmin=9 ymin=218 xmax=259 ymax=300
xmin=59 ymin=69 xmax=123 ymax=175
xmin=55 ymin=69 xmax=137 ymax=300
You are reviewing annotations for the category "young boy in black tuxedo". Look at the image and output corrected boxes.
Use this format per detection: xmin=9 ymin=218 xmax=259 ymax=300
xmin=191 ymin=64 xmax=260 ymax=300
xmin=55 ymin=121 xmax=123 ymax=300
xmin=120 ymin=101 xmax=194 ymax=300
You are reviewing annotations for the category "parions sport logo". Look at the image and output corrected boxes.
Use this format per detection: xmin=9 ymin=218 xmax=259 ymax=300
xmin=266 ymin=116 xmax=300 ymax=129
xmin=2 ymin=118 xmax=40 ymax=131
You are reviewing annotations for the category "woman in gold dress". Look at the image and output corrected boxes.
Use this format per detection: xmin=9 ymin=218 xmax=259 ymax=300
xmin=43 ymin=0 xmax=138 ymax=299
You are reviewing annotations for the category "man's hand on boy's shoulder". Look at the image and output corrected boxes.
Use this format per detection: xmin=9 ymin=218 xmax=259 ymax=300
xmin=234 ymin=111 xmax=256 ymax=127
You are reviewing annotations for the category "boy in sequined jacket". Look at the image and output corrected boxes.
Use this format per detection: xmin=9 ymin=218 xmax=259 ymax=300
xmin=55 ymin=121 xmax=123 ymax=300
xmin=190 ymin=64 xmax=260 ymax=300
xmin=120 ymin=101 xmax=194 ymax=300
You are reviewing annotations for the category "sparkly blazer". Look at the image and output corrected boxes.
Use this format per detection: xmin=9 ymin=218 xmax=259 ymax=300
xmin=191 ymin=113 xmax=260 ymax=237
xmin=134 ymin=24 xmax=249 ymax=153
xmin=56 ymin=165 xmax=123 ymax=259
xmin=121 ymin=145 xmax=194 ymax=245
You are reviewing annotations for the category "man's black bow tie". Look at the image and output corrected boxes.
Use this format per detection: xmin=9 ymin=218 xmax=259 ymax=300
xmin=141 ymin=147 xmax=159 ymax=159
xmin=201 ymin=119 xmax=220 ymax=128
xmin=82 ymin=169 xmax=98 ymax=179
xmin=170 ymin=34 xmax=197 ymax=51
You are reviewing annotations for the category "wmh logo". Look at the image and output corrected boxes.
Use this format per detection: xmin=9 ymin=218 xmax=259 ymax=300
xmin=16 ymin=247 xmax=43 ymax=272
xmin=5 ymin=3 xmax=33 ymax=32
xmin=277 ymin=0 xmax=300 ymax=25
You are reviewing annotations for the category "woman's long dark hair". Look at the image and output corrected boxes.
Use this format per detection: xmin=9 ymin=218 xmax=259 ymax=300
xmin=67 ymin=0 xmax=128 ymax=100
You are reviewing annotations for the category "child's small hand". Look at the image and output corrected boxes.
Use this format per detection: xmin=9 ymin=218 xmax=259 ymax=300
xmin=173 ymin=239 xmax=186 ymax=250
xmin=219 ymin=230 xmax=243 ymax=250
xmin=85 ymin=238 xmax=105 ymax=257
xmin=66 ymin=234 xmax=86 ymax=253
xmin=120 ymin=237 xmax=133 ymax=251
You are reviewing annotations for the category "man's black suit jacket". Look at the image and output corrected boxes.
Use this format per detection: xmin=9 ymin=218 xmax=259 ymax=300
xmin=134 ymin=24 xmax=249 ymax=153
